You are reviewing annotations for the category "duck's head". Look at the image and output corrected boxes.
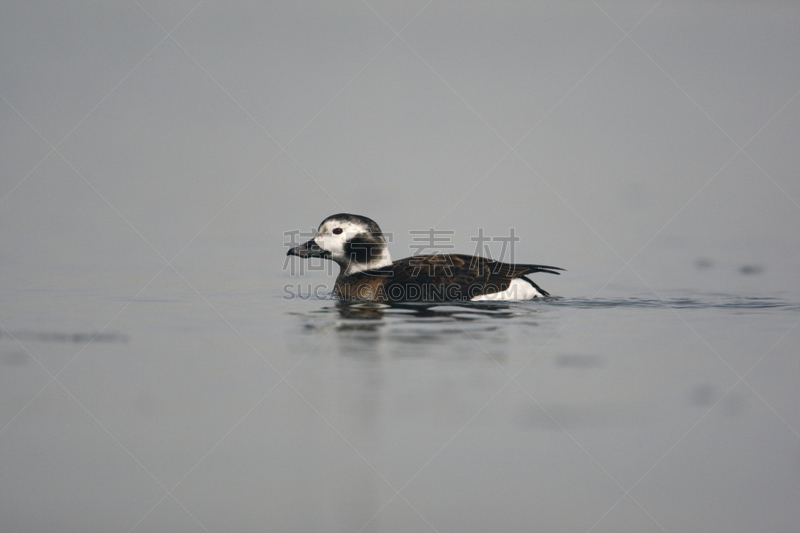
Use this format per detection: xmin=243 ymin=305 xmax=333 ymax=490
xmin=287 ymin=213 xmax=392 ymax=275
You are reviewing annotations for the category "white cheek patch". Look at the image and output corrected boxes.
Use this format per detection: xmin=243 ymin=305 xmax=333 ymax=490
xmin=315 ymin=235 xmax=343 ymax=256
xmin=313 ymin=220 xmax=390 ymax=271
xmin=315 ymin=222 xmax=359 ymax=258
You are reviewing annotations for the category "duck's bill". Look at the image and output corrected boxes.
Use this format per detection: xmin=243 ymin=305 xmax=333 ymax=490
xmin=287 ymin=239 xmax=330 ymax=258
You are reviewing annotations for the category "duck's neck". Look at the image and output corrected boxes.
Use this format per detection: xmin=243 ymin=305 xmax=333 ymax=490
xmin=341 ymin=249 xmax=392 ymax=276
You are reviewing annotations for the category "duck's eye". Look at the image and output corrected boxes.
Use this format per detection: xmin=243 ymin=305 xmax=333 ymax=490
xmin=332 ymin=228 xmax=343 ymax=235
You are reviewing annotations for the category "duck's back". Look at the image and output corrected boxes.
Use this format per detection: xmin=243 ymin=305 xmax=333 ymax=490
xmin=335 ymin=254 xmax=561 ymax=302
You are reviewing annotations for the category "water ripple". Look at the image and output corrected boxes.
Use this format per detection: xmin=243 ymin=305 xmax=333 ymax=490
xmin=547 ymin=295 xmax=800 ymax=311
xmin=291 ymin=294 xmax=800 ymax=320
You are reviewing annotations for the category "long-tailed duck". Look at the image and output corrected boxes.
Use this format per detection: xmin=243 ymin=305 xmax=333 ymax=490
xmin=286 ymin=213 xmax=564 ymax=302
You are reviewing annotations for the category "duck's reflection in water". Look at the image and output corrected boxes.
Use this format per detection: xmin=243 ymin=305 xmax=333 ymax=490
xmin=299 ymin=300 xmax=546 ymax=360
xmin=334 ymin=300 xmax=525 ymax=320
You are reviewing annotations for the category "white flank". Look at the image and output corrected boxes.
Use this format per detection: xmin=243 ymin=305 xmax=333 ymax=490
xmin=470 ymin=278 xmax=544 ymax=301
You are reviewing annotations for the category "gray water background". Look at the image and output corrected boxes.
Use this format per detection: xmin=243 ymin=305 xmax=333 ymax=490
xmin=1 ymin=2 xmax=799 ymax=532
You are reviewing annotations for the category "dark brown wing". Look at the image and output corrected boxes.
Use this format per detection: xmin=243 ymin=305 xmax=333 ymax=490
xmin=372 ymin=254 xmax=562 ymax=302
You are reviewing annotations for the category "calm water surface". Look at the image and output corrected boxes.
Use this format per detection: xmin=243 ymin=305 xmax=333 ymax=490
xmin=2 ymin=279 xmax=798 ymax=532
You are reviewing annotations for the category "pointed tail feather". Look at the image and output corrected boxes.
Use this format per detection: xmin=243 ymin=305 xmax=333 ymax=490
xmin=520 ymin=264 xmax=565 ymax=276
